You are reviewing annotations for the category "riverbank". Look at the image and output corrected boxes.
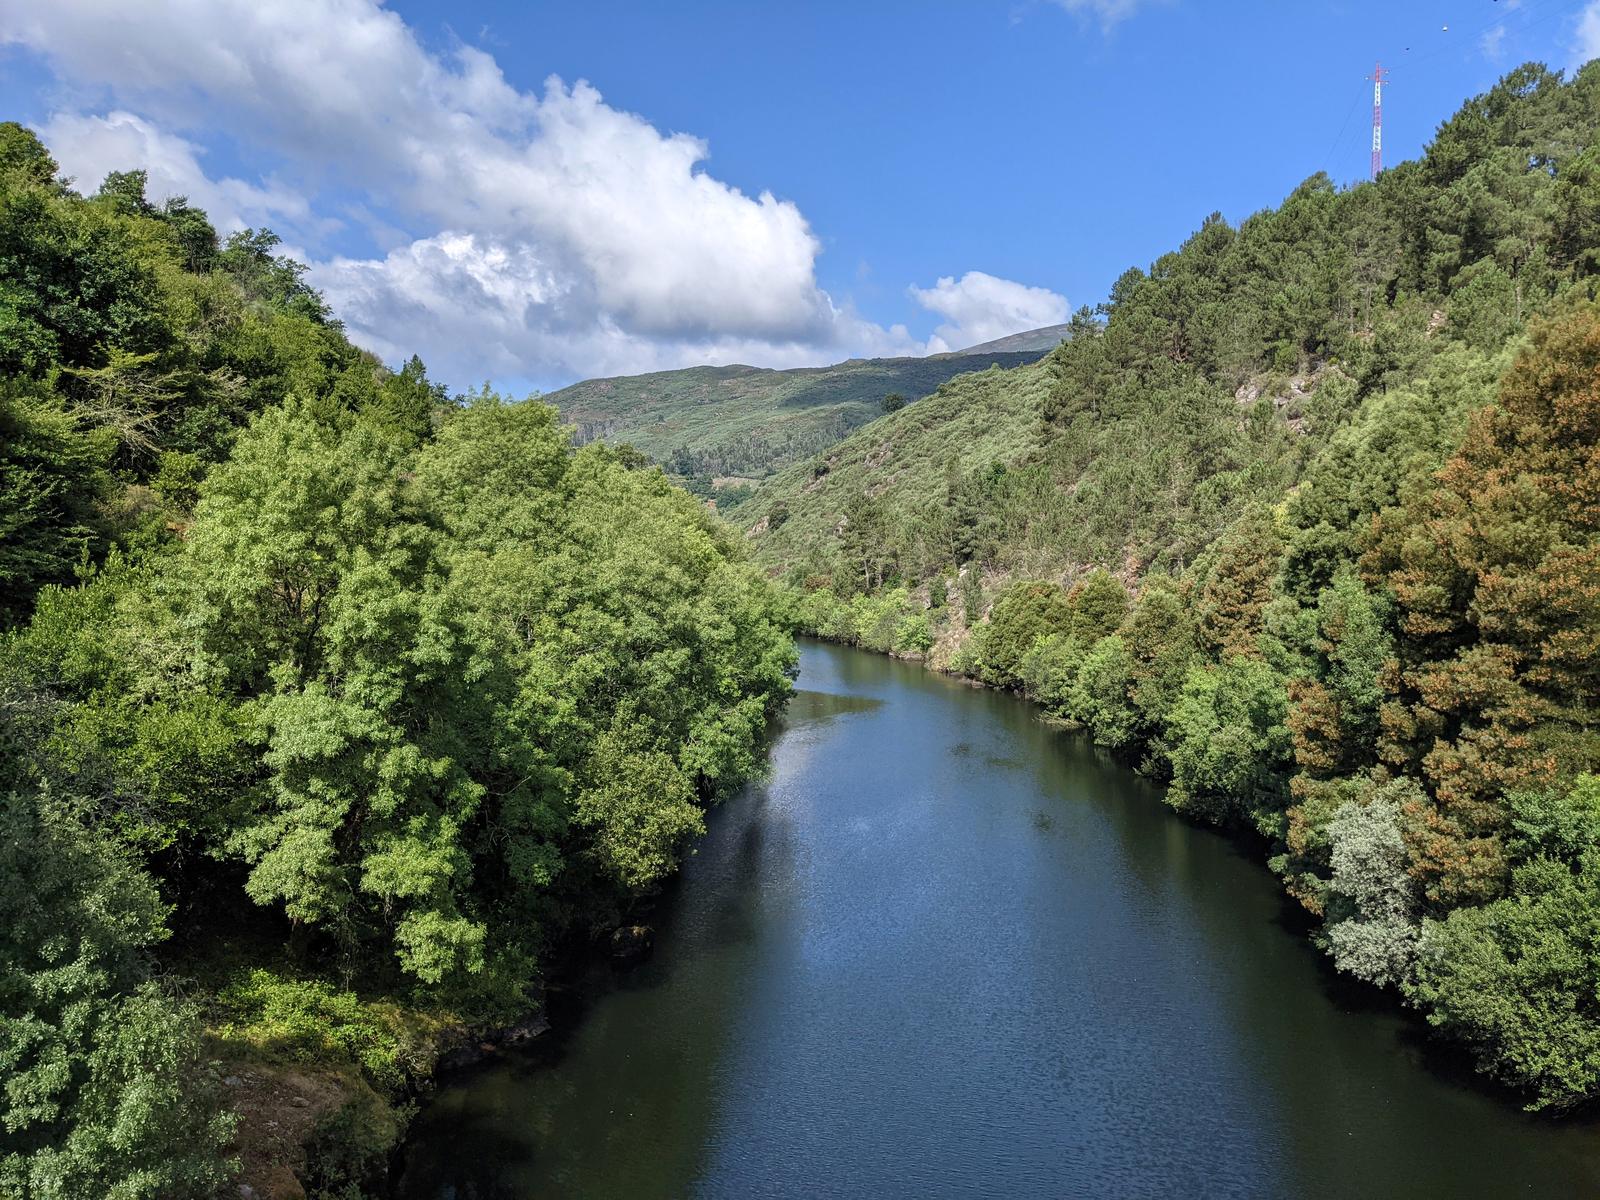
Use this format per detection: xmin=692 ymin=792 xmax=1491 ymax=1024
xmin=205 ymin=868 xmax=702 ymax=1195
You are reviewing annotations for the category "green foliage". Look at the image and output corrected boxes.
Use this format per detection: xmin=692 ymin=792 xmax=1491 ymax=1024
xmin=210 ymin=969 xmax=432 ymax=1094
xmin=1410 ymin=846 xmax=1600 ymax=1111
xmin=1165 ymin=657 xmax=1294 ymax=832
xmin=0 ymin=125 xmax=799 ymax=1191
xmin=0 ymin=793 xmax=236 ymax=1198
xmin=0 ymin=387 xmax=113 ymax=626
xmin=1508 ymin=776 xmax=1600 ymax=867
xmin=977 ymin=581 xmax=1072 ymax=688
xmin=1407 ymin=773 xmax=1600 ymax=1109
xmin=1071 ymin=635 xmax=1138 ymax=751
xmin=550 ymin=350 xmax=1043 ymax=484
xmin=302 ymin=1089 xmax=400 ymax=1200
xmin=573 ymin=734 xmax=702 ymax=892
xmin=1068 ymin=569 xmax=1128 ymax=643
xmin=1018 ymin=632 xmax=1080 ymax=714
xmin=0 ymin=123 xmax=58 ymax=187
xmin=791 ymin=585 xmax=930 ymax=658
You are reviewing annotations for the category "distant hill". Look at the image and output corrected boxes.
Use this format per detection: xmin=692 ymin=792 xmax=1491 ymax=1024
xmin=547 ymin=349 xmax=1045 ymax=483
xmin=954 ymin=323 xmax=1073 ymax=356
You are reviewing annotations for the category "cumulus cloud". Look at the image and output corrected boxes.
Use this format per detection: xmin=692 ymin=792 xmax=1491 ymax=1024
xmin=38 ymin=110 xmax=311 ymax=234
xmin=313 ymin=231 xmax=926 ymax=382
xmin=910 ymin=271 xmax=1069 ymax=354
xmin=0 ymin=0 xmax=1062 ymax=384
xmin=1578 ymin=1 xmax=1600 ymax=70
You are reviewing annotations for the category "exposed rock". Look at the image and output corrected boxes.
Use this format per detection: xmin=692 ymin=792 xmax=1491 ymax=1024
xmin=611 ymin=923 xmax=655 ymax=963
xmin=434 ymin=1012 xmax=553 ymax=1073
xmin=255 ymin=1164 xmax=305 ymax=1200
xmin=225 ymin=1065 xmax=347 ymax=1200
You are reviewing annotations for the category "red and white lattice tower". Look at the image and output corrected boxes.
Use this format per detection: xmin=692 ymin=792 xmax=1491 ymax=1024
xmin=1368 ymin=62 xmax=1390 ymax=180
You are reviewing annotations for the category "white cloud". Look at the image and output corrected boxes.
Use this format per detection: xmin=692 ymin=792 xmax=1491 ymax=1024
xmin=1481 ymin=24 xmax=1507 ymax=62
xmin=311 ymin=231 xmax=925 ymax=383
xmin=1578 ymin=1 xmax=1600 ymax=70
xmin=37 ymin=110 xmax=311 ymax=234
xmin=3 ymin=0 xmax=1072 ymax=385
xmin=910 ymin=271 xmax=1069 ymax=354
xmin=0 ymin=0 xmax=905 ymax=384
xmin=1048 ymin=0 xmax=1157 ymax=29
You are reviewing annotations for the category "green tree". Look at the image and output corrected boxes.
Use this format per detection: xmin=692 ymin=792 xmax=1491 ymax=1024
xmin=0 ymin=387 xmax=113 ymax=626
xmin=0 ymin=793 xmax=235 ymax=1198
xmin=183 ymin=400 xmax=490 ymax=980
xmin=979 ymin=581 xmax=1073 ymax=689
xmin=1165 ymin=657 xmax=1294 ymax=832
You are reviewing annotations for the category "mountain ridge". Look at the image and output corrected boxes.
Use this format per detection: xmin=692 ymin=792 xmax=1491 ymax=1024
xmin=547 ymin=346 xmax=1046 ymax=483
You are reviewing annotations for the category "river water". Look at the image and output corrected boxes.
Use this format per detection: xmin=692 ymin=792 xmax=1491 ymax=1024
xmin=398 ymin=640 xmax=1600 ymax=1198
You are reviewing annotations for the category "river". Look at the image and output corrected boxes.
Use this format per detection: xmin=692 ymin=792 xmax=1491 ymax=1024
xmin=397 ymin=640 xmax=1600 ymax=1198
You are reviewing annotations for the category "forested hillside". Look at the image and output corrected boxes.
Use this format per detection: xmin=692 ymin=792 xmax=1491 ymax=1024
xmin=0 ymin=124 xmax=793 ymax=1197
xmin=549 ymin=348 xmax=1042 ymax=491
xmin=744 ymin=61 xmax=1600 ymax=1109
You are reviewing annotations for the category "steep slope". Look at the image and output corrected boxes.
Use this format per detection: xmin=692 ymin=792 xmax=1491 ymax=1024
xmin=739 ymin=60 xmax=1600 ymax=1113
xmin=735 ymin=342 xmax=1312 ymax=588
xmin=548 ymin=349 xmax=1041 ymax=483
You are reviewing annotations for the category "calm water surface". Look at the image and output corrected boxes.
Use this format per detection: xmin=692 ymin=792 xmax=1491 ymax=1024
xmin=399 ymin=641 xmax=1600 ymax=1198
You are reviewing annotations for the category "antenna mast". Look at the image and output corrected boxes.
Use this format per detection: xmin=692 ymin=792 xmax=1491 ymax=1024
xmin=1368 ymin=62 xmax=1390 ymax=180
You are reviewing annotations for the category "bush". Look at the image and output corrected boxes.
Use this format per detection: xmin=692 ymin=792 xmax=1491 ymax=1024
xmin=893 ymin=611 xmax=933 ymax=656
xmin=1018 ymin=633 xmax=1080 ymax=713
xmin=302 ymin=1088 xmax=402 ymax=1200
xmin=211 ymin=970 xmax=428 ymax=1094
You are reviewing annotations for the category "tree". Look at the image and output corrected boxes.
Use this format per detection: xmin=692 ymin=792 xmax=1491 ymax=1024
xmin=1071 ymin=635 xmax=1138 ymax=750
xmin=979 ymin=581 xmax=1073 ymax=689
xmin=1364 ymin=303 xmax=1600 ymax=904
xmin=0 ymin=123 xmax=57 ymax=187
xmin=880 ymin=392 xmax=907 ymax=415
xmin=0 ymin=793 xmax=235 ymax=1198
xmin=1068 ymin=569 xmax=1128 ymax=643
xmin=0 ymin=387 xmax=112 ymax=626
xmin=1165 ymin=657 xmax=1294 ymax=832
xmin=1409 ymin=848 xmax=1600 ymax=1111
xmin=1195 ymin=507 xmax=1284 ymax=660
xmin=184 ymin=400 xmax=491 ymax=981
xmin=1323 ymin=787 xmax=1420 ymax=988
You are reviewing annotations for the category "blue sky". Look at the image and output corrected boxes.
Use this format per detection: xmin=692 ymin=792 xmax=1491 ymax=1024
xmin=2 ymin=0 xmax=1597 ymax=391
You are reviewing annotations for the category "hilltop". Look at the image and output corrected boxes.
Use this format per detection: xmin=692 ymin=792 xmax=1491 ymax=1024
xmin=953 ymin=322 xmax=1073 ymax=355
xmin=546 ymin=347 xmax=1044 ymax=486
